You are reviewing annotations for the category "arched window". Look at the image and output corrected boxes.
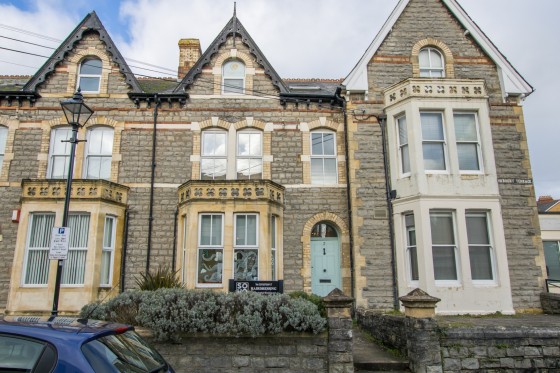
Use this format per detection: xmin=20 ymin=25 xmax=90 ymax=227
xmin=222 ymin=59 xmax=245 ymax=94
xmin=78 ymin=57 xmax=102 ymax=93
xmin=84 ymin=126 xmax=114 ymax=179
xmin=419 ymin=47 xmax=444 ymax=78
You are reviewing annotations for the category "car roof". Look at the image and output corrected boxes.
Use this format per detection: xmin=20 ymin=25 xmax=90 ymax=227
xmin=0 ymin=316 xmax=133 ymax=344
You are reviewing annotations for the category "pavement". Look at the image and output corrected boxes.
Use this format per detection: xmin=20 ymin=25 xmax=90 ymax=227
xmin=353 ymin=326 xmax=410 ymax=372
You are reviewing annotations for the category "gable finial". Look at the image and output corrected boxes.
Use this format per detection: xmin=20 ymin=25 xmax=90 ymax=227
xmin=232 ymin=2 xmax=237 ymax=47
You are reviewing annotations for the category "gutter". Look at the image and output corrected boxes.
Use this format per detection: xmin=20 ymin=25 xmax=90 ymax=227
xmin=146 ymin=95 xmax=161 ymax=274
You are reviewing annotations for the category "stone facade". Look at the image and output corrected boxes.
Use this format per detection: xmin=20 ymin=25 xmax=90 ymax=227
xmin=0 ymin=0 xmax=546 ymax=315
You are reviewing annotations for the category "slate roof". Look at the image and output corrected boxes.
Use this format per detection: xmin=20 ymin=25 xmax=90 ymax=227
xmin=284 ymin=79 xmax=343 ymax=96
xmin=538 ymin=199 xmax=560 ymax=214
xmin=0 ymin=76 xmax=30 ymax=92
xmin=137 ymin=78 xmax=179 ymax=94
xmin=23 ymin=11 xmax=142 ymax=93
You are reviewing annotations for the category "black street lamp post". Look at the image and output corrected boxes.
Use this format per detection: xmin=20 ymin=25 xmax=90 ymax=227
xmin=51 ymin=89 xmax=93 ymax=316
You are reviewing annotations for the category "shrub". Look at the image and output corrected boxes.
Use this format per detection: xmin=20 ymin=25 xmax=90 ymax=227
xmin=80 ymin=289 xmax=326 ymax=341
xmin=289 ymin=291 xmax=326 ymax=318
xmin=135 ymin=266 xmax=182 ymax=290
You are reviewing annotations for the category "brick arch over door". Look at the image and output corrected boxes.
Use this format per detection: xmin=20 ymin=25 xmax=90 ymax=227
xmin=300 ymin=212 xmax=351 ymax=296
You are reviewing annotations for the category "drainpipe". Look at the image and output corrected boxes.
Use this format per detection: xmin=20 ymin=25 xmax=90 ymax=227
xmin=120 ymin=209 xmax=129 ymax=293
xmin=146 ymin=95 xmax=160 ymax=274
xmin=172 ymin=207 xmax=179 ymax=272
xmin=336 ymin=89 xmax=355 ymax=300
xmin=376 ymin=114 xmax=399 ymax=310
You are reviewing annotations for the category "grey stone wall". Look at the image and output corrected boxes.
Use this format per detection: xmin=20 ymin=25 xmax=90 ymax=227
xmin=9 ymin=128 xmax=41 ymax=181
xmin=151 ymin=333 xmax=328 ymax=373
xmin=271 ymin=129 xmax=303 ymax=185
xmin=541 ymin=293 xmax=560 ymax=314
xmin=355 ymin=308 xmax=408 ymax=357
xmin=0 ymin=187 xmax=23 ymax=309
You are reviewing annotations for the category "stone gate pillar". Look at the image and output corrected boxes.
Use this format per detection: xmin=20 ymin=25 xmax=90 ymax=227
xmin=324 ymin=288 xmax=354 ymax=373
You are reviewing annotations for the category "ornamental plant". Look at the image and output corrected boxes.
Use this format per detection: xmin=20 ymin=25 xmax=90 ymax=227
xmin=80 ymin=288 xmax=326 ymax=341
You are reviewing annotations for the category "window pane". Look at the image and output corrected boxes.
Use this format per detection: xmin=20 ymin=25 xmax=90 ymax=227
xmin=103 ymin=217 xmax=114 ymax=248
xmin=433 ymin=246 xmax=457 ymax=280
xmin=271 ymin=216 xmax=276 ymax=249
xmin=423 ymin=143 xmax=445 ymax=170
xmin=211 ymin=215 xmax=222 ymax=246
xmin=311 ymin=133 xmax=323 ymax=155
xmin=53 ymin=128 xmax=72 ymax=155
xmin=224 ymin=79 xmax=243 ymax=94
xmin=246 ymin=215 xmax=257 ymax=246
xmin=237 ymin=159 xmax=262 ymax=179
xmin=51 ymin=156 xmax=69 ymax=179
xmin=202 ymin=132 xmax=226 ymax=156
xmin=250 ymin=133 xmax=262 ymax=155
xmin=419 ymin=50 xmax=430 ymax=67
xmin=543 ymin=241 xmax=560 ymax=279
xmin=81 ymin=58 xmax=102 ymax=75
xmin=0 ymin=126 xmax=7 ymax=154
xmin=86 ymin=158 xmax=101 ymax=178
xmin=469 ymin=246 xmax=493 ymax=280
xmin=454 ymin=114 xmax=477 ymax=141
xmin=79 ymin=77 xmax=100 ymax=92
xmin=421 ymin=113 xmax=444 ymax=140
xmin=25 ymin=214 xmax=54 ymax=285
xmin=62 ymin=249 xmax=87 ymax=285
xmin=198 ymin=249 xmax=223 ymax=284
xmin=322 ymin=133 xmax=335 ymax=155
xmin=100 ymin=251 xmax=111 ymax=285
xmin=457 ymin=143 xmax=479 ymax=171
xmin=310 ymin=158 xmax=323 ymax=184
xmin=466 ymin=214 xmax=489 ymax=245
xmin=398 ymin=117 xmax=407 ymax=145
xmin=89 ymin=129 xmax=103 ymax=154
xmin=430 ymin=214 xmax=455 ymax=245
xmin=409 ymin=246 xmax=419 ymax=281
xmin=201 ymin=159 xmax=226 ymax=180
xmin=402 ymin=144 xmax=410 ymax=174
xmin=223 ymin=61 xmax=245 ymax=78
xmin=236 ymin=215 xmax=247 ymax=246
xmin=323 ymin=158 xmax=337 ymax=184
xmin=29 ymin=214 xmax=55 ymax=248
xmin=0 ymin=336 xmax=45 ymax=370
xmin=234 ymin=249 xmax=258 ymax=280
xmin=68 ymin=214 xmax=89 ymax=248
xmin=200 ymin=215 xmax=212 ymax=246
xmin=99 ymin=157 xmax=111 ymax=179
xmin=430 ymin=49 xmax=443 ymax=68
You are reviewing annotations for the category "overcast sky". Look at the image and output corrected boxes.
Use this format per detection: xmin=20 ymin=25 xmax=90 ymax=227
xmin=0 ymin=0 xmax=558 ymax=199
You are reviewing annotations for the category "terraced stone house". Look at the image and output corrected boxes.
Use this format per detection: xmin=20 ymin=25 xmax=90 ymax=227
xmin=0 ymin=0 xmax=546 ymax=315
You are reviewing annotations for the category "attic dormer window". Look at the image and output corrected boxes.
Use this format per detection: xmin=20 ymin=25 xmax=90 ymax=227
xmin=222 ymin=59 xmax=245 ymax=94
xmin=419 ymin=47 xmax=444 ymax=78
xmin=78 ymin=57 xmax=102 ymax=93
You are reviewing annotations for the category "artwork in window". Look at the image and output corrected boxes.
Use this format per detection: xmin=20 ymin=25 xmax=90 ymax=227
xmin=310 ymin=132 xmax=337 ymax=184
xmin=100 ymin=216 xmax=116 ymax=286
xmin=430 ymin=212 xmax=457 ymax=281
xmin=78 ymin=58 xmax=102 ymax=93
xmin=421 ymin=113 xmax=446 ymax=171
xmin=24 ymin=213 xmax=55 ymax=285
xmin=405 ymin=214 xmax=419 ymax=281
xmin=234 ymin=249 xmax=259 ymax=281
xmin=85 ymin=127 xmax=114 ymax=179
xmin=48 ymin=128 xmax=72 ymax=179
xmin=397 ymin=116 xmax=410 ymax=174
xmin=201 ymin=131 xmax=227 ymax=180
xmin=61 ymin=214 xmax=90 ymax=285
xmin=419 ymin=47 xmax=444 ymax=78
xmin=543 ymin=241 xmax=560 ymax=280
xmin=454 ymin=113 xmax=481 ymax=171
xmin=198 ymin=249 xmax=223 ymax=284
xmin=223 ymin=60 xmax=245 ymax=94
xmin=271 ymin=215 xmax=277 ymax=281
xmin=237 ymin=132 xmax=262 ymax=179
xmin=0 ymin=126 xmax=7 ymax=174
xmin=466 ymin=212 xmax=494 ymax=280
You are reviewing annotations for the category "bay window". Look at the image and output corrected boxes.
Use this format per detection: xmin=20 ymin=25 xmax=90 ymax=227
xmin=454 ymin=113 xmax=481 ymax=172
xmin=197 ymin=214 xmax=224 ymax=285
xmin=396 ymin=115 xmax=410 ymax=175
xmin=466 ymin=211 xmax=494 ymax=281
xmin=100 ymin=216 xmax=116 ymax=287
xmin=234 ymin=214 xmax=259 ymax=281
xmin=61 ymin=214 xmax=90 ymax=285
xmin=23 ymin=213 xmax=55 ymax=285
xmin=405 ymin=214 xmax=419 ymax=282
xmin=430 ymin=211 xmax=458 ymax=281
xmin=421 ymin=112 xmax=446 ymax=171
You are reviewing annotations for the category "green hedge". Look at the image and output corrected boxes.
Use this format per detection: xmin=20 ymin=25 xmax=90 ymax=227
xmin=81 ymin=289 xmax=326 ymax=341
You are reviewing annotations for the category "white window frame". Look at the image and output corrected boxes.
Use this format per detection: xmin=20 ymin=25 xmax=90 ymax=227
xmin=233 ymin=213 xmax=259 ymax=281
xmin=453 ymin=112 xmax=483 ymax=174
xmin=310 ymin=130 xmax=338 ymax=184
xmin=181 ymin=215 xmax=188 ymax=286
xmin=430 ymin=210 xmax=460 ymax=285
xmin=404 ymin=213 xmax=419 ymax=285
xmin=236 ymin=131 xmax=263 ymax=180
xmin=47 ymin=127 xmax=72 ymax=179
xmin=420 ymin=112 xmax=448 ymax=173
xmin=22 ymin=213 xmax=55 ymax=287
xmin=100 ymin=215 xmax=116 ymax=287
xmin=61 ymin=213 xmax=90 ymax=287
xmin=466 ymin=211 xmax=496 ymax=284
xmin=201 ymin=130 xmax=228 ymax=180
xmin=419 ymin=47 xmax=445 ymax=78
xmin=396 ymin=114 xmax=410 ymax=176
xmin=77 ymin=57 xmax=102 ymax=93
xmin=83 ymin=126 xmax=114 ymax=180
xmin=222 ymin=59 xmax=245 ymax=95
xmin=197 ymin=213 xmax=224 ymax=287
xmin=0 ymin=126 xmax=7 ymax=175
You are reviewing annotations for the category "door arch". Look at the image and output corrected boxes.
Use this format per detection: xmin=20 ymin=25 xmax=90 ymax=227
xmin=310 ymin=222 xmax=341 ymax=296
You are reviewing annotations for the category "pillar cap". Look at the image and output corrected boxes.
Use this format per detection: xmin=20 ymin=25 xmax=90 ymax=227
xmin=323 ymin=288 xmax=354 ymax=308
xmin=399 ymin=288 xmax=440 ymax=308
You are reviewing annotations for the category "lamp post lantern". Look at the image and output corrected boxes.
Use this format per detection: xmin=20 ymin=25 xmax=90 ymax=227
xmin=51 ymin=89 xmax=93 ymax=316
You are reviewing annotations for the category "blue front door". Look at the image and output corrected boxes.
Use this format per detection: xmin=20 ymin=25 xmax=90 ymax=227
xmin=311 ymin=237 xmax=341 ymax=296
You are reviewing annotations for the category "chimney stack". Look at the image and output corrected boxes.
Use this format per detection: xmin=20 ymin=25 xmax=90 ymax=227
xmin=178 ymin=39 xmax=202 ymax=79
xmin=538 ymin=195 xmax=554 ymax=205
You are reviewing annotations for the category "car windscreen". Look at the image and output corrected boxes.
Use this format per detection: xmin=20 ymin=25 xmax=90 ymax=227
xmin=81 ymin=330 xmax=168 ymax=373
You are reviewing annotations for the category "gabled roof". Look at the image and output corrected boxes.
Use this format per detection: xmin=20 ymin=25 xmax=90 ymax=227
xmin=538 ymin=199 xmax=560 ymax=214
xmin=173 ymin=14 xmax=288 ymax=94
xmin=343 ymin=0 xmax=534 ymax=98
xmin=23 ymin=11 xmax=142 ymax=93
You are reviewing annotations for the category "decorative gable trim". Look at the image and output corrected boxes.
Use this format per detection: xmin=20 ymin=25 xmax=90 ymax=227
xmin=343 ymin=0 xmax=533 ymax=98
xmin=173 ymin=16 xmax=288 ymax=94
xmin=23 ymin=11 xmax=142 ymax=93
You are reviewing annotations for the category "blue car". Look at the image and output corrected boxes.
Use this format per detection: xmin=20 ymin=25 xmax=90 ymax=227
xmin=0 ymin=316 xmax=175 ymax=372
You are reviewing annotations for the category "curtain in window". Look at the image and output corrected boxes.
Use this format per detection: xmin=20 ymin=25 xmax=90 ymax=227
xmin=24 ymin=214 xmax=55 ymax=285
xmin=61 ymin=214 xmax=90 ymax=285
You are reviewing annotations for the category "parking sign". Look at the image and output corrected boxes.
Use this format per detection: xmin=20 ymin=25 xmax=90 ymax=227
xmin=49 ymin=227 xmax=70 ymax=260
